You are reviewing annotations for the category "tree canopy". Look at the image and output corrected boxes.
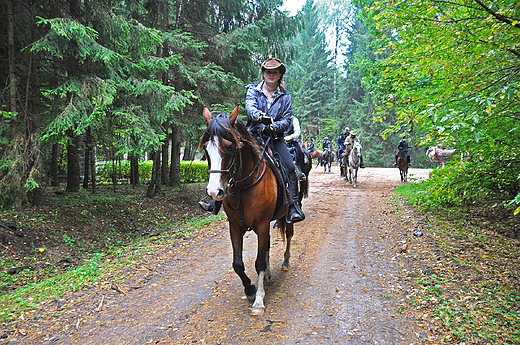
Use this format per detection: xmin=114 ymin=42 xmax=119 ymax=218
xmin=354 ymin=0 xmax=520 ymax=212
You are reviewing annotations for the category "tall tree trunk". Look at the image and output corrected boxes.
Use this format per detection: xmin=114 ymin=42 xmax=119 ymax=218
xmin=182 ymin=139 xmax=196 ymax=161
xmin=90 ymin=135 xmax=96 ymax=194
xmin=83 ymin=127 xmax=91 ymax=189
xmin=169 ymin=124 xmax=181 ymax=186
xmin=161 ymin=122 xmax=169 ymax=185
xmin=147 ymin=150 xmax=161 ymax=197
xmin=7 ymin=0 xmax=22 ymax=210
xmin=7 ymin=0 xmax=16 ymax=138
xmin=66 ymin=131 xmax=80 ymax=192
xmin=51 ymin=143 xmax=59 ymax=186
xmin=130 ymin=153 xmax=139 ymax=188
xmin=29 ymin=21 xmax=43 ymax=206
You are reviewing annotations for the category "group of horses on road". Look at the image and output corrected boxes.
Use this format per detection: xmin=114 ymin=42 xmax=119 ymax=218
xmin=301 ymin=141 xmax=362 ymax=188
xmin=199 ymin=106 xmax=458 ymax=316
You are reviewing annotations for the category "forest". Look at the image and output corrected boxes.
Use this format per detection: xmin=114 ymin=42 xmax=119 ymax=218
xmin=0 ymin=0 xmax=519 ymax=341
xmin=1 ymin=0 xmax=518 ymax=213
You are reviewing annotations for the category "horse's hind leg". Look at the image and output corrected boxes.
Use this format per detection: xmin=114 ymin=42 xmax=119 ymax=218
xmin=282 ymin=222 xmax=294 ymax=270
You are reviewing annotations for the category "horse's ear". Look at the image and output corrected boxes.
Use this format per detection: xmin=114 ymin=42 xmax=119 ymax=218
xmin=229 ymin=105 xmax=239 ymax=124
xmin=203 ymin=106 xmax=212 ymax=125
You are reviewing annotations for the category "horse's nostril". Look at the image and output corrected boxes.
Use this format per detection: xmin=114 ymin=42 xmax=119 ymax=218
xmin=217 ymin=189 xmax=225 ymax=199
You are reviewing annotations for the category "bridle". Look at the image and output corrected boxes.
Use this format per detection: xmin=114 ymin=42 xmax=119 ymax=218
xmin=206 ymin=133 xmax=269 ymax=196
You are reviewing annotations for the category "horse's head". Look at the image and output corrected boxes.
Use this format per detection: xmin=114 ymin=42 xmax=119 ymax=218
xmin=352 ymin=142 xmax=362 ymax=156
xmin=199 ymin=106 xmax=260 ymax=201
xmin=426 ymin=146 xmax=436 ymax=159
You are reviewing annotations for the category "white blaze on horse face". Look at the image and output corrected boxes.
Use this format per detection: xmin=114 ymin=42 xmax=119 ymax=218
xmin=206 ymin=136 xmax=224 ymax=200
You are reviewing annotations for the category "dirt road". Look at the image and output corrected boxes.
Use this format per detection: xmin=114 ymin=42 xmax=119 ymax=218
xmin=12 ymin=166 xmax=431 ymax=344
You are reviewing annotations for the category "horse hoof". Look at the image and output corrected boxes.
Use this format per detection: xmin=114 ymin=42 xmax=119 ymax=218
xmin=281 ymin=264 xmax=290 ymax=271
xmin=251 ymin=307 xmax=265 ymax=316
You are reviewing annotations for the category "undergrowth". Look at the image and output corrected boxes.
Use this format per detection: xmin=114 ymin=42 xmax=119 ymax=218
xmin=395 ymin=169 xmax=520 ymax=344
xmin=0 ymin=183 xmax=221 ymax=324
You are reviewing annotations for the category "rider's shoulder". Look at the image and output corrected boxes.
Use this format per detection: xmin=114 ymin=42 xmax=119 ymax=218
xmin=246 ymin=82 xmax=262 ymax=92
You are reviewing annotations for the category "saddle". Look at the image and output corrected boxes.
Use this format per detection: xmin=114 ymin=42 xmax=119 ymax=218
xmin=263 ymin=146 xmax=290 ymax=221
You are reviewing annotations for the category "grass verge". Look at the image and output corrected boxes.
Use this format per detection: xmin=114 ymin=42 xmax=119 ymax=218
xmin=394 ymin=182 xmax=520 ymax=344
xmin=0 ymin=183 xmax=224 ymax=324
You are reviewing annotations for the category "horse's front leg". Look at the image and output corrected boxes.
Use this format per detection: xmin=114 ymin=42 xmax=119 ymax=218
xmin=251 ymin=222 xmax=271 ymax=316
xmin=230 ymin=223 xmax=256 ymax=302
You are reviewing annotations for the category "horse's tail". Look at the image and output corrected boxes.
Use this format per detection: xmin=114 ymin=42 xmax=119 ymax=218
xmin=278 ymin=217 xmax=287 ymax=242
xmin=300 ymin=179 xmax=309 ymax=199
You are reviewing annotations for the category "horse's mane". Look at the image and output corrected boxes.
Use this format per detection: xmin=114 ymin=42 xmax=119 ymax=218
xmin=199 ymin=113 xmax=262 ymax=160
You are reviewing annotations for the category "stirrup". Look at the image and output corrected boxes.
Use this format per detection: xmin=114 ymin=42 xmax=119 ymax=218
xmin=286 ymin=202 xmax=305 ymax=224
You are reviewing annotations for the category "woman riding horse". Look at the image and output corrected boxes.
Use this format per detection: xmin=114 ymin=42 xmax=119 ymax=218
xmin=200 ymin=57 xmax=304 ymax=223
xmin=199 ymin=106 xmax=296 ymax=315
xmin=245 ymin=57 xmax=305 ymax=223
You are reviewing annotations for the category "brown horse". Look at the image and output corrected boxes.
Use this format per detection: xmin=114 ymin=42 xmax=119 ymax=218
xmin=396 ymin=146 xmax=408 ymax=183
xmin=301 ymin=142 xmax=322 ymax=165
xmin=199 ymin=106 xmax=295 ymax=316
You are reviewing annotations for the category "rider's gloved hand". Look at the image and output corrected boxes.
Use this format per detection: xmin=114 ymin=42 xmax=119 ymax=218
xmin=259 ymin=114 xmax=273 ymax=125
xmin=262 ymin=124 xmax=274 ymax=135
xmin=284 ymin=135 xmax=292 ymax=142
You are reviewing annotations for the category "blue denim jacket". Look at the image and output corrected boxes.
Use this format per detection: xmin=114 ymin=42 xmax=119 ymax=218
xmin=245 ymin=81 xmax=293 ymax=140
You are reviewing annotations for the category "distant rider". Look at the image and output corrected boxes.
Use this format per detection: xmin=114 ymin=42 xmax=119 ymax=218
xmin=323 ymin=137 xmax=333 ymax=151
xmin=337 ymin=127 xmax=350 ymax=159
xmin=346 ymin=131 xmax=366 ymax=168
xmin=284 ymin=116 xmax=306 ymax=181
xmin=308 ymin=138 xmax=315 ymax=153
xmin=394 ymin=135 xmax=411 ymax=167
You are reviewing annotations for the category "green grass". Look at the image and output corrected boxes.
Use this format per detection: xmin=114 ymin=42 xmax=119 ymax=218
xmin=0 ymin=211 xmax=225 ymax=323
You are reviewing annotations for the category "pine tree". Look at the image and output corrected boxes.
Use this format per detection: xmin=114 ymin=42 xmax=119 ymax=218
xmin=289 ymin=0 xmax=335 ymax=140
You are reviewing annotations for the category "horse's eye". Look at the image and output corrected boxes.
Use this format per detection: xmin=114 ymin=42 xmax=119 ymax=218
xmin=222 ymin=138 xmax=234 ymax=150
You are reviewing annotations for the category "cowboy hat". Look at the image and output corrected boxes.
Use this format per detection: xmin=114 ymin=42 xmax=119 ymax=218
xmin=261 ymin=57 xmax=286 ymax=75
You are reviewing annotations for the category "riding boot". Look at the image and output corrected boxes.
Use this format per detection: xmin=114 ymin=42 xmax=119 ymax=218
xmin=198 ymin=199 xmax=222 ymax=215
xmin=360 ymin=155 xmax=366 ymax=168
xmin=294 ymin=163 xmax=306 ymax=181
xmin=393 ymin=155 xmax=398 ymax=167
xmin=286 ymin=173 xmax=305 ymax=224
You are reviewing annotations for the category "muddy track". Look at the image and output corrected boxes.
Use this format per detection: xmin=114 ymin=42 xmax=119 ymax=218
xmin=9 ymin=166 xmax=431 ymax=344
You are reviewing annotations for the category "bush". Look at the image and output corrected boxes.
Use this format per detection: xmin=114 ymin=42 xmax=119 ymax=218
xmin=97 ymin=160 xmax=208 ymax=184
xmin=396 ymin=155 xmax=520 ymax=213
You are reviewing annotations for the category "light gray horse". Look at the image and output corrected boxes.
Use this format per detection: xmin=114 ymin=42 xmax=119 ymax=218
xmin=426 ymin=146 xmax=457 ymax=168
xmin=347 ymin=142 xmax=362 ymax=188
